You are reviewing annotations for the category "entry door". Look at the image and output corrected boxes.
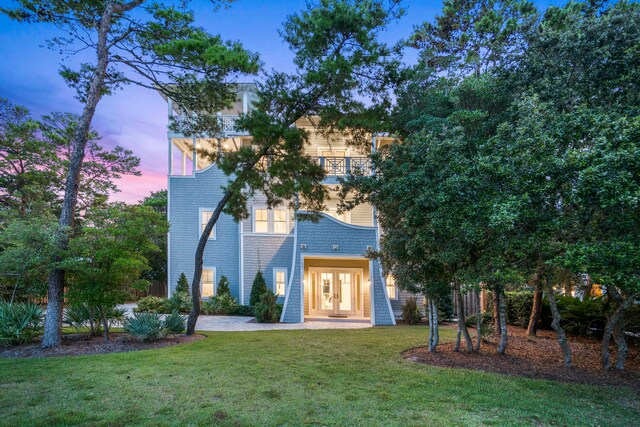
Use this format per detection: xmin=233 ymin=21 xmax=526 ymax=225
xmin=316 ymin=269 xmax=357 ymax=316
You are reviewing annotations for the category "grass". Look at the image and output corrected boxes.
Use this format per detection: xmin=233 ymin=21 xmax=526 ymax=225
xmin=0 ymin=326 xmax=637 ymax=426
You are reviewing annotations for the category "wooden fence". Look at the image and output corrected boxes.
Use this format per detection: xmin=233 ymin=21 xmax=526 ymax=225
xmin=452 ymin=287 xmax=488 ymax=318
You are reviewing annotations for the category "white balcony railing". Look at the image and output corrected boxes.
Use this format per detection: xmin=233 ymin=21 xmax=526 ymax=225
xmin=312 ymin=156 xmax=371 ymax=176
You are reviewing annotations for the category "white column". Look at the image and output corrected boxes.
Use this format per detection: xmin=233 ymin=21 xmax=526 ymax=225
xmin=192 ymin=135 xmax=197 ymax=173
xmin=168 ymin=138 xmax=173 ymax=175
xmin=242 ymin=91 xmax=248 ymax=114
xmin=181 ymin=151 xmax=187 ymax=176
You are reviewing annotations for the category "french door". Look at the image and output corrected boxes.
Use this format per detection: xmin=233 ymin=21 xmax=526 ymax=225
xmin=311 ymin=268 xmax=362 ymax=316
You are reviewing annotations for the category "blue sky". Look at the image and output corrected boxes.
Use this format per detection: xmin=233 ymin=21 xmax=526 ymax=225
xmin=0 ymin=0 xmax=563 ymax=202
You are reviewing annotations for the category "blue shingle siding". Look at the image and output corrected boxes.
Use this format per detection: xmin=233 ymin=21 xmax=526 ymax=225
xmin=168 ymin=167 xmax=240 ymax=300
xmin=242 ymin=235 xmax=294 ymax=304
xmin=280 ymin=214 xmax=395 ymax=325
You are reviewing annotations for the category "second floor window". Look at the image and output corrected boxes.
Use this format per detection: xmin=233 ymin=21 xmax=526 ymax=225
xmin=200 ymin=210 xmax=216 ymax=239
xmin=253 ymin=208 xmax=289 ymax=234
xmin=254 ymin=209 xmax=269 ymax=233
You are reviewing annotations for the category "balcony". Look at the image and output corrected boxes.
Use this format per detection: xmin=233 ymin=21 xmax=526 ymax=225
xmin=220 ymin=115 xmax=248 ymax=135
xmin=312 ymin=156 xmax=371 ymax=177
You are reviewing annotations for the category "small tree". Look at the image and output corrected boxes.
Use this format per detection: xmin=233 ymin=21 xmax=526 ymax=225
xmin=63 ymin=204 xmax=168 ymax=341
xmin=175 ymin=273 xmax=190 ymax=296
xmin=250 ymin=271 xmax=268 ymax=307
xmin=217 ymin=275 xmax=231 ymax=297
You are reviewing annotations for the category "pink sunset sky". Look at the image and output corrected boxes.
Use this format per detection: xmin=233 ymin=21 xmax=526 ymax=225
xmin=0 ymin=1 xmax=561 ymax=203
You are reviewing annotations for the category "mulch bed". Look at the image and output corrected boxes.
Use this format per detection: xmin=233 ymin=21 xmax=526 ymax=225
xmin=403 ymin=325 xmax=640 ymax=393
xmin=0 ymin=332 xmax=206 ymax=358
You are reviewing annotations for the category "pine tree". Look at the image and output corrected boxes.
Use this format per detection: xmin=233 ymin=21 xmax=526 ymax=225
xmin=176 ymin=273 xmax=190 ymax=296
xmin=250 ymin=271 xmax=268 ymax=306
xmin=217 ymin=275 xmax=231 ymax=297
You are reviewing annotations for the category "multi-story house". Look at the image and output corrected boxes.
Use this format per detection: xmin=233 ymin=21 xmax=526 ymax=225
xmin=163 ymin=84 xmax=418 ymax=325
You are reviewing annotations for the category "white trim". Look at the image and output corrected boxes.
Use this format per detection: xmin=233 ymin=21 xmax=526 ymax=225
xmin=201 ymin=266 xmax=216 ymax=298
xmin=280 ymin=216 xmax=298 ymax=322
xmin=239 ymin=220 xmax=244 ymax=305
xmin=167 ymin=162 xmax=172 ymax=298
xmin=243 ymin=233 xmax=294 ymax=238
xmin=298 ymin=211 xmax=376 ymax=231
xmin=316 ymin=146 xmax=350 ymax=156
xmin=373 ymin=207 xmax=396 ymax=325
xmin=309 ymin=267 xmax=364 ymax=317
xmin=369 ymin=260 xmax=376 ymax=326
xmin=198 ymin=208 xmax=218 ymax=241
xmin=273 ymin=267 xmax=287 ymax=299
xmin=192 ymin=135 xmax=197 ymax=173
xmin=385 ymin=275 xmax=399 ymax=301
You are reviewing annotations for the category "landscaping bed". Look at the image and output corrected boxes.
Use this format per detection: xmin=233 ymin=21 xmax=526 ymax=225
xmin=0 ymin=332 xmax=205 ymax=358
xmin=403 ymin=325 xmax=640 ymax=393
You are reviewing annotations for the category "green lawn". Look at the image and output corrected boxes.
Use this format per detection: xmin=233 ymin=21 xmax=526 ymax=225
xmin=0 ymin=326 xmax=637 ymax=426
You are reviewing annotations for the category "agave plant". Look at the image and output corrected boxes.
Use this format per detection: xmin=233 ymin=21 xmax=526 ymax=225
xmin=63 ymin=304 xmax=91 ymax=330
xmin=0 ymin=301 xmax=44 ymax=346
xmin=123 ymin=312 xmax=166 ymax=343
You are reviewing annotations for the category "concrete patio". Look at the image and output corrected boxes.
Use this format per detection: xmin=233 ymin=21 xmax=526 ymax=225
xmin=118 ymin=304 xmax=372 ymax=331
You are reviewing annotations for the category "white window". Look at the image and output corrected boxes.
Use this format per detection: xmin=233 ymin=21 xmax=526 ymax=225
xmin=273 ymin=268 xmax=287 ymax=297
xmin=253 ymin=208 xmax=289 ymax=234
xmin=200 ymin=210 xmax=216 ymax=240
xmin=386 ymin=275 xmax=398 ymax=300
xmin=273 ymin=210 xmax=288 ymax=234
xmin=326 ymin=208 xmax=350 ymax=224
xmin=202 ymin=267 xmax=216 ymax=298
xmin=254 ymin=209 xmax=269 ymax=233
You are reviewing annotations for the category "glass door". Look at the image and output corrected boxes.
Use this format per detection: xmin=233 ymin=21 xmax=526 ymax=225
xmin=319 ymin=272 xmax=334 ymax=313
xmin=336 ymin=272 xmax=354 ymax=315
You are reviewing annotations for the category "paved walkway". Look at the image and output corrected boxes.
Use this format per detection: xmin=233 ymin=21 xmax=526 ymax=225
xmin=119 ymin=304 xmax=372 ymax=331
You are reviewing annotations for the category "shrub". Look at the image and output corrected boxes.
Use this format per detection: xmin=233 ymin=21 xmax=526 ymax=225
xmin=401 ymin=297 xmax=422 ymax=324
xmin=134 ymin=296 xmax=169 ymax=314
xmin=63 ymin=304 xmax=91 ymax=330
xmin=250 ymin=271 xmax=268 ymax=306
xmin=0 ymin=301 xmax=44 ymax=346
xmin=560 ymin=297 xmax=607 ymax=337
xmin=175 ymin=273 xmax=190 ymax=295
xmin=465 ymin=312 xmax=495 ymax=339
xmin=227 ymin=305 xmax=255 ymax=317
xmin=106 ymin=306 xmax=127 ymax=327
xmin=201 ymin=293 xmax=238 ymax=315
xmin=255 ymin=290 xmax=281 ymax=323
xmin=504 ymin=292 xmax=534 ymax=327
xmin=625 ymin=303 xmax=640 ymax=336
xmin=217 ymin=275 xmax=231 ymax=297
xmin=163 ymin=311 xmax=186 ymax=335
xmin=437 ymin=293 xmax=454 ymax=321
xmin=123 ymin=312 xmax=166 ymax=342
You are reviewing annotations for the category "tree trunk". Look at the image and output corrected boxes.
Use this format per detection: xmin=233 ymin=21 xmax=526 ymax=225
xmin=41 ymin=1 xmax=116 ymax=349
xmin=547 ymin=280 xmax=572 ymax=368
xmin=454 ymin=281 xmax=474 ymax=352
xmin=88 ymin=306 xmax=95 ymax=339
xmin=186 ymin=190 xmax=234 ymax=335
xmin=582 ymin=274 xmax=593 ymax=302
xmin=492 ymin=290 xmax=501 ymax=335
xmin=428 ymin=298 xmax=439 ymax=352
xmin=601 ymin=288 xmax=634 ymax=370
xmin=526 ymin=278 xmax=543 ymax=336
xmin=497 ymin=290 xmax=508 ymax=355
xmin=98 ymin=306 xmax=110 ymax=342
xmin=474 ymin=290 xmax=481 ymax=351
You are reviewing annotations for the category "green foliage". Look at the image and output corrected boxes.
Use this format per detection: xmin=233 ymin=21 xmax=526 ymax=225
xmin=504 ymin=292 xmax=534 ymax=327
xmin=0 ymin=301 xmax=44 ymax=346
xmin=465 ymin=312 xmax=495 ymax=339
xmin=162 ymin=311 xmax=186 ymax=335
xmin=437 ymin=293 xmax=454 ymax=322
xmin=175 ymin=273 xmax=190 ymax=295
xmin=625 ymin=304 xmax=640 ymax=336
xmin=63 ymin=204 xmax=168 ymax=317
xmin=250 ymin=271 xmax=268 ymax=307
xmin=166 ymin=292 xmax=192 ymax=314
xmin=123 ymin=312 xmax=166 ymax=343
xmin=63 ymin=304 xmax=91 ymax=330
xmin=216 ymin=275 xmax=231 ymax=297
xmin=254 ymin=290 xmax=281 ymax=323
xmin=401 ymin=297 xmax=422 ymax=324
xmin=560 ymin=297 xmax=607 ymax=337
xmin=134 ymin=296 xmax=169 ymax=314
xmin=227 ymin=305 xmax=255 ymax=317
xmin=201 ymin=293 xmax=237 ymax=315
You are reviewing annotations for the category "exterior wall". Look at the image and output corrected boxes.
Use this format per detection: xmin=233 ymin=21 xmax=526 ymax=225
xmin=390 ymin=290 xmax=427 ymax=318
xmin=168 ymin=166 xmax=240 ymax=300
xmin=281 ymin=214 xmax=395 ymax=325
xmin=242 ymin=235 xmax=294 ymax=305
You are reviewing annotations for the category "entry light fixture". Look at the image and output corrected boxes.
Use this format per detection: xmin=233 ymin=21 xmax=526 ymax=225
xmin=332 ymin=244 xmax=339 ymax=251
xmin=300 ymin=243 xmax=307 ymax=250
